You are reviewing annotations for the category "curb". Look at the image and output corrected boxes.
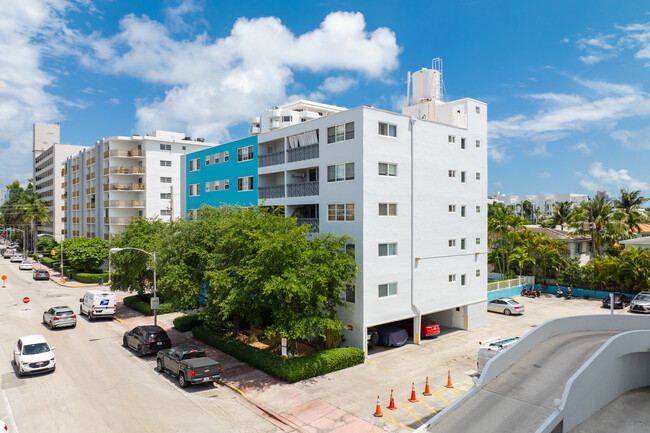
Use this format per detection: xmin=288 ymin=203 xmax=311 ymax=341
xmin=49 ymin=278 xmax=102 ymax=288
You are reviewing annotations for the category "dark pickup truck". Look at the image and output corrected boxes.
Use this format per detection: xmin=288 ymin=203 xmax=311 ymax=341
xmin=156 ymin=345 xmax=221 ymax=388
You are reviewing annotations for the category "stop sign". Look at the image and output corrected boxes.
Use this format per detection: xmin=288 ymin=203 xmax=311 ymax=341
xmin=22 ymin=297 xmax=30 ymax=304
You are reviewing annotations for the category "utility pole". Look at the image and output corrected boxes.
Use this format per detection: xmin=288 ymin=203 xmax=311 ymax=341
xmin=170 ymin=185 xmax=174 ymax=221
xmin=588 ymin=196 xmax=597 ymax=257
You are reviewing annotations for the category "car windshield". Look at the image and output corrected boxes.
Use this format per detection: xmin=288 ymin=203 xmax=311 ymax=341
xmin=148 ymin=333 xmax=167 ymax=341
xmin=636 ymin=294 xmax=650 ymax=301
xmin=57 ymin=310 xmax=74 ymax=317
xmin=23 ymin=342 xmax=50 ymax=355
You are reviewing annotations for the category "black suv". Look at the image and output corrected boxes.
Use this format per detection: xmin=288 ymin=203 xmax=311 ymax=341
xmin=123 ymin=325 xmax=172 ymax=356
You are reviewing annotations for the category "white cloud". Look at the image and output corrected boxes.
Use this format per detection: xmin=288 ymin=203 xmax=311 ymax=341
xmin=578 ymin=162 xmax=649 ymax=192
xmin=611 ymin=128 xmax=650 ymax=149
xmin=539 ymin=172 xmax=550 ymax=179
xmin=579 ymin=55 xmax=604 ymax=65
xmin=570 ymin=142 xmax=591 ymax=154
xmin=488 ymin=144 xmax=508 ymax=162
xmin=82 ymin=11 xmax=399 ymax=141
xmin=528 ymin=142 xmax=549 ymax=156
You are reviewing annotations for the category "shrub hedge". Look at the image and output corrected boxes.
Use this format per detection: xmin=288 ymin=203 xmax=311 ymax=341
xmin=173 ymin=314 xmax=204 ymax=332
xmin=191 ymin=325 xmax=365 ymax=382
xmin=123 ymin=294 xmax=177 ymax=316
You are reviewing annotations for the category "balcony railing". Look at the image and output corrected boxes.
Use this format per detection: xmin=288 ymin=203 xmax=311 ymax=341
xmin=104 ymin=216 xmax=135 ymax=225
xmin=104 ymin=166 xmax=145 ymax=175
xmin=258 ymin=185 xmax=285 ymax=199
xmin=287 ymin=143 xmax=318 ymax=163
xmin=259 ymin=151 xmax=285 ymax=168
xmin=105 ymin=149 xmax=144 ymax=158
xmin=296 ymin=218 xmax=319 ymax=233
xmin=104 ymin=200 xmax=145 ymax=208
xmin=287 ymin=182 xmax=319 ymax=197
xmin=104 ymin=183 xmax=145 ymax=191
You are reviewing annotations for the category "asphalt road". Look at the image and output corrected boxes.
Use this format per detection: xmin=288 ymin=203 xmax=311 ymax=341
xmin=0 ymin=258 xmax=280 ymax=433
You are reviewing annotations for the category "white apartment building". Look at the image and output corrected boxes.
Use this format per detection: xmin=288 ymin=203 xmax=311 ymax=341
xmin=255 ymin=64 xmax=488 ymax=350
xmin=62 ymin=131 xmax=213 ymax=240
xmin=33 ymin=122 xmax=87 ymax=241
xmin=490 ymin=192 xmax=588 ymax=216
xmin=249 ymin=100 xmax=346 ymax=135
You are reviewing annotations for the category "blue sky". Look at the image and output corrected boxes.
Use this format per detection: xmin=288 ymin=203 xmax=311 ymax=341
xmin=2 ymin=0 xmax=650 ymax=199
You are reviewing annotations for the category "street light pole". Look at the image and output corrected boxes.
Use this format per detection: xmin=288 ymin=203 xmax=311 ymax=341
xmin=153 ymin=251 xmax=157 ymax=327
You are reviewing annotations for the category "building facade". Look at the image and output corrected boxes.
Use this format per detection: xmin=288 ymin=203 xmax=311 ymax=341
xmin=33 ymin=122 xmax=87 ymax=241
xmin=248 ymin=100 xmax=346 ymax=135
xmin=62 ymin=131 xmax=213 ymax=240
xmin=489 ymin=192 xmax=588 ymax=217
xmin=181 ymin=66 xmax=488 ymax=351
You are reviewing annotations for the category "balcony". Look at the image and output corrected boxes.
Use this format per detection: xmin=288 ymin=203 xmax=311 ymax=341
xmin=104 ymin=216 xmax=135 ymax=225
xmin=259 ymin=185 xmax=285 ymax=200
xmin=249 ymin=126 xmax=261 ymax=135
xmin=287 ymin=182 xmax=319 ymax=197
xmin=287 ymin=143 xmax=318 ymax=163
xmin=104 ymin=166 xmax=145 ymax=175
xmin=104 ymin=200 xmax=145 ymax=208
xmin=296 ymin=218 xmax=319 ymax=233
xmin=104 ymin=183 xmax=145 ymax=191
xmin=105 ymin=149 xmax=144 ymax=158
xmin=259 ymin=151 xmax=285 ymax=168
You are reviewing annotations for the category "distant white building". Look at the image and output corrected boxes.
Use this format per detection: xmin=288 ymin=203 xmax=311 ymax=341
xmin=33 ymin=122 xmax=87 ymax=241
xmin=248 ymin=100 xmax=346 ymax=135
xmin=62 ymin=131 xmax=214 ymax=240
xmin=490 ymin=192 xmax=588 ymax=217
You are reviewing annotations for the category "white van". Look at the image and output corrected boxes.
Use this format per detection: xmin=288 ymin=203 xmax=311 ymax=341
xmin=79 ymin=290 xmax=116 ymax=321
xmin=477 ymin=337 xmax=519 ymax=374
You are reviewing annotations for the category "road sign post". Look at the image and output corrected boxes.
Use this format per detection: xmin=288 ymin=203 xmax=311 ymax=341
xmin=22 ymin=297 xmax=30 ymax=304
xmin=1 ymin=275 xmax=6 ymax=288
xmin=150 ymin=297 xmax=160 ymax=310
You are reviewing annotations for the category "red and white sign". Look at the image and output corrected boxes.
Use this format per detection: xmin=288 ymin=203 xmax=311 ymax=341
xmin=1 ymin=275 xmax=6 ymax=281
xmin=22 ymin=297 xmax=30 ymax=304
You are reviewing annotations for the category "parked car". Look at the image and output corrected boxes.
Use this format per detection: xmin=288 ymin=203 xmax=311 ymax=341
xmin=376 ymin=325 xmax=409 ymax=347
xmin=629 ymin=292 xmax=650 ymax=314
xmin=13 ymin=334 xmax=56 ymax=377
xmin=19 ymin=260 xmax=32 ymax=270
xmin=79 ymin=290 xmax=116 ymax=320
xmin=367 ymin=327 xmax=379 ymax=348
xmin=10 ymin=254 xmax=23 ymax=263
xmin=42 ymin=306 xmax=77 ymax=329
xmin=602 ymin=293 xmax=631 ymax=309
xmin=156 ymin=345 xmax=221 ymax=388
xmin=3 ymin=249 xmax=14 ymax=259
xmin=477 ymin=337 xmax=519 ymax=374
xmin=123 ymin=325 xmax=172 ymax=356
xmin=33 ymin=269 xmax=50 ymax=280
xmin=487 ymin=298 xmax=525 ymax=316
xmin=395 ymin=317 xmax=441 ymax=338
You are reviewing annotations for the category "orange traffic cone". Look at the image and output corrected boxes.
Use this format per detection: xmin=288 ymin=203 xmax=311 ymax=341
xmin=387 ymin=389 xmax=397 ymax=410
xmin=423 ymin=376 xmax=432 ymax=396
xmin=446 ymin=370 xmax=453 ymax=388
xmin=409 ymin=382 xmax=418 ymax=403
xmin=374 ymin=395 xmax=383 ymax=417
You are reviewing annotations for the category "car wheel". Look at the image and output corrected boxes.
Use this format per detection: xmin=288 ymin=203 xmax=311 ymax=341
xmin=88 ymin=312 xmax=94 ymax=321
xmin=157 ymin=359 xmax=163 ymax=372
xmin=122 ymin=337 xmax=128 ymax=348
xmin=179 ymin=373 xmax=189 ymax=388
xmin=17 ymin=366 xmax=23 ymax=377
xmin=137 ymin=345 xmax=145 ymax=357
xmin=72 ymin=323 xmax=76 ymax=329
xmin=504 ymin=309 xmax=512 ymax=316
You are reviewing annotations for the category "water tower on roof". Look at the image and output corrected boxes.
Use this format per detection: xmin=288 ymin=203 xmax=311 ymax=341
xmin=402 ymin=58 xmax=445 ymax=121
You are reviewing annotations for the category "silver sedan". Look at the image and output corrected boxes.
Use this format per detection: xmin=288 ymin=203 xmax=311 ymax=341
xmin=43 ymin=306 xmax=77 ymax=329
xmin=487 ymin=298 xmax=525 ymax=316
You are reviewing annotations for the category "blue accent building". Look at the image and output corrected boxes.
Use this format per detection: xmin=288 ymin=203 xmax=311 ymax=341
xmin=181 ymin=136 xmax=258 ymax=215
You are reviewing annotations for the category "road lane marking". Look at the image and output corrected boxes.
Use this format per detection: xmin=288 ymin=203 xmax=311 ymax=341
xmin=433 ymin=391 xmax=450 ymax=405
xmin=2 ymin=389 xmax=19 ymax=433
xmin=450 ymin=387 xmax=463 ymax=396
xmin=419 ymin=398 xmax=438 ymax=414
xmin=366 ymin=358 xmax=392 ymax=372
xmin=450 ymin=335 xmax=475 ymax=343
xmin=382 ymin=412 xmax=414 ymax=431
xmin=403 ymin=404 xmax=423 ymax=424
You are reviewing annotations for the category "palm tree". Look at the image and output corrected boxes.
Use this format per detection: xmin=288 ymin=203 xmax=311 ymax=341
xmin=20 ymin=193 xmax=51 ymax=254
xmin=550 ymin=201 xmax=573 ymax=230
xmin=612 ymin=189 xmax=648 ymax=234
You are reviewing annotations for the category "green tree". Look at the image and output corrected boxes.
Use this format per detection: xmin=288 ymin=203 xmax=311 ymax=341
xmin=612 ymin=189 xmax=648 ymax=235
xmin=550 ymin=201 xmax=573 ymax=230
xmin=53 ymin=237 xmax=108 ymax=272
xmin=36 ymin=237 xmax=58 ymax=253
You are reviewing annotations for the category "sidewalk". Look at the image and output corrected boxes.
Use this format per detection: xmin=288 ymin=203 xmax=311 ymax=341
xmin=115 ymin=301 xmax=386 ymax=433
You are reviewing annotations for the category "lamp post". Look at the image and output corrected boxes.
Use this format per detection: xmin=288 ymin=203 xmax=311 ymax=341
xmin=110 ymin=247 xmax=157 ymax=326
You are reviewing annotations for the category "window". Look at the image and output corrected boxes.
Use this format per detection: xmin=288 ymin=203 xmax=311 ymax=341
xmin=160 ymin=193 xmax=171 ymax=200
xmin=476 ymin=206 xmax=481 ymax=213
xmin=282 ymin=116 xmax=292 ymax=122
xmin=160 ymin=143 xmax=171 ymax=151
xmin=461 ymin=274 xmax=466 ymax=286
xmin=378 ymin=162 xmax=397 ymax=176
xmin=237 ymin=176 xmax=254 ymax=191
xmin=476 ymin=237 xmax=481 ymax=245
xmin=378 ymin=282 xmax=397 ymax=298
xmin=345 ymin=243 xmax=355 ymax=255
xmin=449 ymin=205 xmax=456 ymax=213
xmin=160 ymin=177 xmax=172 ymax=183
xmin=378 ymin=243 xmax=397 ymax=256
xmin=378 ymin=122 xmax=397 ymax=137
xmin=476 ymin=106 xmax=481 ymax=114
xmin=189 ymin=184 xmax=200 ymax=197
xmin=237 ymin=146 xmax=254 ymax=162
xmin=223 ymin=179 xmax=229 ymax=190
xmin=449 ymin=274 xmax=456 ymax=282
xmin=328 ymin=203 xmax=355 ymax=221
xmin=461 ymin=238 xmax=466 ymax=250
xmin=461 ymin=171 xmax=466 ymax=183
xmin=448 ymin=170 xmax=456 ymax=178
xmin=189 ymin=158 xmax=200 ymax=172
xmin=345 ymin=284 xmax=355 ymax=303
xmin=160 ymin=160 xmax=172 ymax=167
xmin=476 ymin=140 xmax=481 ymax=148
xmin=461 ymin=206 xmax=466 ymax=217
xmin=575 ymin=242 xmax=582 ymax=254
xmin=224 ymin=151 xmax=229 ymax=162
xmin=448 ymin=135 xmax=455 ymax=143
xmin=461 ymin=138 xmax=466 ymax=149
xmin=378 ymin=203 xmax=397 ymax=216
xmin=327 ymin=122 xmax=354 ymax=143
xmin=449 ymin=239 xmax=456 ymax=247
xmin=327 ymin=162 xmax=355 ymax=182
xmin=476 ymin=172 xmax=481 ymax=180
xmin=160 ymin=209 xmax=171 ymax=216
xmin=476 ymin=269 xmax=481 ymax=277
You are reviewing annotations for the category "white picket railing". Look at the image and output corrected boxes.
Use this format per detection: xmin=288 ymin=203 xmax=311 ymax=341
xmin=487 ymin=275 xmax=535 ymax=292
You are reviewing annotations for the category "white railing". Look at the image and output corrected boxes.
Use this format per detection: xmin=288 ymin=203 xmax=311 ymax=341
xmin=487 ymin=275 xmax=535 ymax=291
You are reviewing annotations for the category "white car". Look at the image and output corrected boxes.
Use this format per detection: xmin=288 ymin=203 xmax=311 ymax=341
xmin=477 ymin=337 xmax=520 ymax=373
xmin=487 ymin=297 xmax=525 ymax=315
xmin=19 ymin=260 xmax=32 ymax=270
xmin=13 ymin=335 xmax=56 ymax=377
xmin=10 ymin=254 xmax=23 ymax=263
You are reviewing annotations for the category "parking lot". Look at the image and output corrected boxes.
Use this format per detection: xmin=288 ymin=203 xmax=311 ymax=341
xmin=290 ymin=293 xmax=635 ymax=432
